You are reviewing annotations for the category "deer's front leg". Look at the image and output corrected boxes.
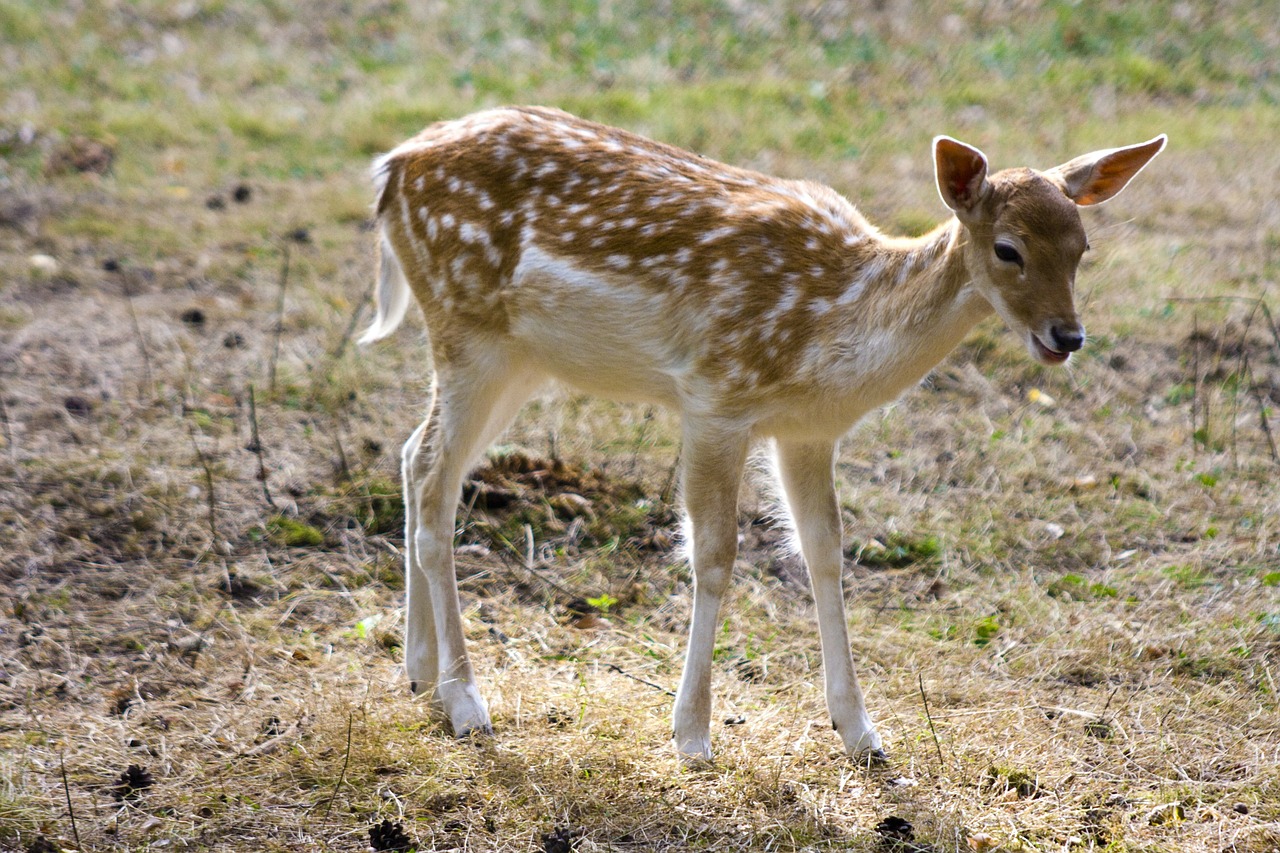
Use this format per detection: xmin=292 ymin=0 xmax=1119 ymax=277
xmin=775 ymin=440 xmax=884 ymax=758
xmin=672 ymin=421 xmax=750 ymax=761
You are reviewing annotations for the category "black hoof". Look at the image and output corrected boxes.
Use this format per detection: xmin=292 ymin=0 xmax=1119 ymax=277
xmin=860 ymin=748 xmax=890 ymax=768
xmin=455 ymin=724 xmax=494 ymax=741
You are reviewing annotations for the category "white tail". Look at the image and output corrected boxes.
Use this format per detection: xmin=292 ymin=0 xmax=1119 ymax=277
xmin=357 ymin=231 xmax=412 ymax=345
xmin=362 ymin=106 xmax=1164 ymax=760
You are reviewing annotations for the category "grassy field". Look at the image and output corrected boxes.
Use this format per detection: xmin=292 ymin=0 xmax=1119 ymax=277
xmin=2 ymin=1 xmax=1279 ymax=850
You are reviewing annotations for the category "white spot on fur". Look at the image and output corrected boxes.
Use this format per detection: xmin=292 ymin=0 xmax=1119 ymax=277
xmin=699 ymin=226 xmax=738 ymax=245
xmin=836 ymin=279 xmax=866 ymax=306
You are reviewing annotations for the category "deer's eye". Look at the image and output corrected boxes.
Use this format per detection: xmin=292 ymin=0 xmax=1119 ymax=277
xmin=994 ymin=242 xmax=1024 ymax=267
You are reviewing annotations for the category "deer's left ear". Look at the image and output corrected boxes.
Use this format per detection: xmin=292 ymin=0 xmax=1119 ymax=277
xmin=1046 ymin=135 xmax=1167 ymax=206
xmin=934 ymin=136 xmax=990 ymax=215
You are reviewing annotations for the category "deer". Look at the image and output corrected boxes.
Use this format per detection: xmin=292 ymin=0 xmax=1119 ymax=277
xmin=358 ymin=105 xmax=1165 ymax=762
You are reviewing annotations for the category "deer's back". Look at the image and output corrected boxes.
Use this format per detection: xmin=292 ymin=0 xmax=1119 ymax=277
xmin=376 ymin=107 xmax=908 ymax=422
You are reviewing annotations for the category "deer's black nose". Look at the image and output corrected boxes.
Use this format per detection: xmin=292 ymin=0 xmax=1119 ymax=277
xmin=1050 ymin=325 xmax=1085 ymax=353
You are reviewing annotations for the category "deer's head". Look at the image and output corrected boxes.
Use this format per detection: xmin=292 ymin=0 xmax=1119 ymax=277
xmin=934 ymin=134 xmax=1166 ymax=364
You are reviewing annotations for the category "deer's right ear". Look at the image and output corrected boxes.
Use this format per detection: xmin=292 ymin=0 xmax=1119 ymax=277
xmin=934 ymin=136 xmax=990 ymax=215
xmin=1045 ymin=135 xmax=1167 ymax=206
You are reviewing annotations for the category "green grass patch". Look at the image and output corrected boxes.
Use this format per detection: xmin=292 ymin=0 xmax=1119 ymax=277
xmin=1047 ymin=573 xmax=1120 ymax=601
xmin=266 ymin=514 xmax=325 ymax=547
xmin=849 ymin=531 xmax=941 ymax=569
xmin=1162 ymin=563 xmax=1212 ymax=590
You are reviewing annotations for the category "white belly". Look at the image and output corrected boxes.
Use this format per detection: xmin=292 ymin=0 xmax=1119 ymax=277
xmin=506 ymin=247 xmax=690 ymax=407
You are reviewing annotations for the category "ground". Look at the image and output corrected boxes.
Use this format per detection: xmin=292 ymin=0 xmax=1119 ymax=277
xmin=1 ymin=2 xmax=1279 ymax=851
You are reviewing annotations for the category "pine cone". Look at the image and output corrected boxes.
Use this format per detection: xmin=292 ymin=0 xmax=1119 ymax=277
xmin=542 ymin=826 xmax=578 ymax=853
xmin=875 ymin=815 xmax=915 ymax=843
xmin=112 ymin=764 xmax=154 ymax=801
xmin=369 ymin=819 xmax=413 ymax=852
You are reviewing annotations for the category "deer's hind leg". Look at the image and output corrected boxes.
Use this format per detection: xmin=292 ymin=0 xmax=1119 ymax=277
xmin=403 ymin=343 xmax=543 ymax=737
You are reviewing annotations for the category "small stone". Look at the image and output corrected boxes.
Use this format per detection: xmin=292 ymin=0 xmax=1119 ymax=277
xmin=29 ymin=254 xmax=58 ymax=276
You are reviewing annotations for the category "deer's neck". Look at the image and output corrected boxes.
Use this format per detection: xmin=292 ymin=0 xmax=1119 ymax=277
xmin=870 ymin=219 xmax=984 ymax=327
xmin=769 ymin=218 xmax=992 ymax=432
xmin=847 ymin=219 xmax=992 ymax=362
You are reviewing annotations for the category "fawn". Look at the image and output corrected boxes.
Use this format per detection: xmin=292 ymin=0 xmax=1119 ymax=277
xmin=360 ymin=106 xmax=1165 ymax=760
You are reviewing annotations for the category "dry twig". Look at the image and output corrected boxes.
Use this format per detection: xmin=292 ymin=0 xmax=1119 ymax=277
xmin=918 ymin=673 xmax=946 ymax=771
xmin=59 ymin=749 xmax=80 ymax=850
xmin=319 ymin=712 xmax=354 ymax=819
xmin=268 ymin=241 xmax=292 ymax=394
xmin=188 ymin=424 xmax=219 ymax=546
xmin=247 ymin=383 xmax=277 ymax=510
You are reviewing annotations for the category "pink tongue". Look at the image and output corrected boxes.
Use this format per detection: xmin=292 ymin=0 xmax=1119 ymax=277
xmin=1036 ymin=337 xmax=1070 ymax=363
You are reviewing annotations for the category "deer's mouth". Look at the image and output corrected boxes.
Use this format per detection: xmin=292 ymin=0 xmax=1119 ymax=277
xmin=1031 ymin=334 xmax=1072 ymax=365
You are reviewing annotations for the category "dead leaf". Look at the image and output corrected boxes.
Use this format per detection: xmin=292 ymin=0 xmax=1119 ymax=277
xmin=967 ymin=832 xmax=996 ymax=852
xmin=569 ymin=613 xmax=610 ymax=630
xmin=45 ymin=136 xmax=115 ymax=175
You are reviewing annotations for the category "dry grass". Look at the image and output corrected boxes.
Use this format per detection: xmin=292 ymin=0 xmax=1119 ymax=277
xmin=3 ymin=2 xmax=1280 ymax=851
